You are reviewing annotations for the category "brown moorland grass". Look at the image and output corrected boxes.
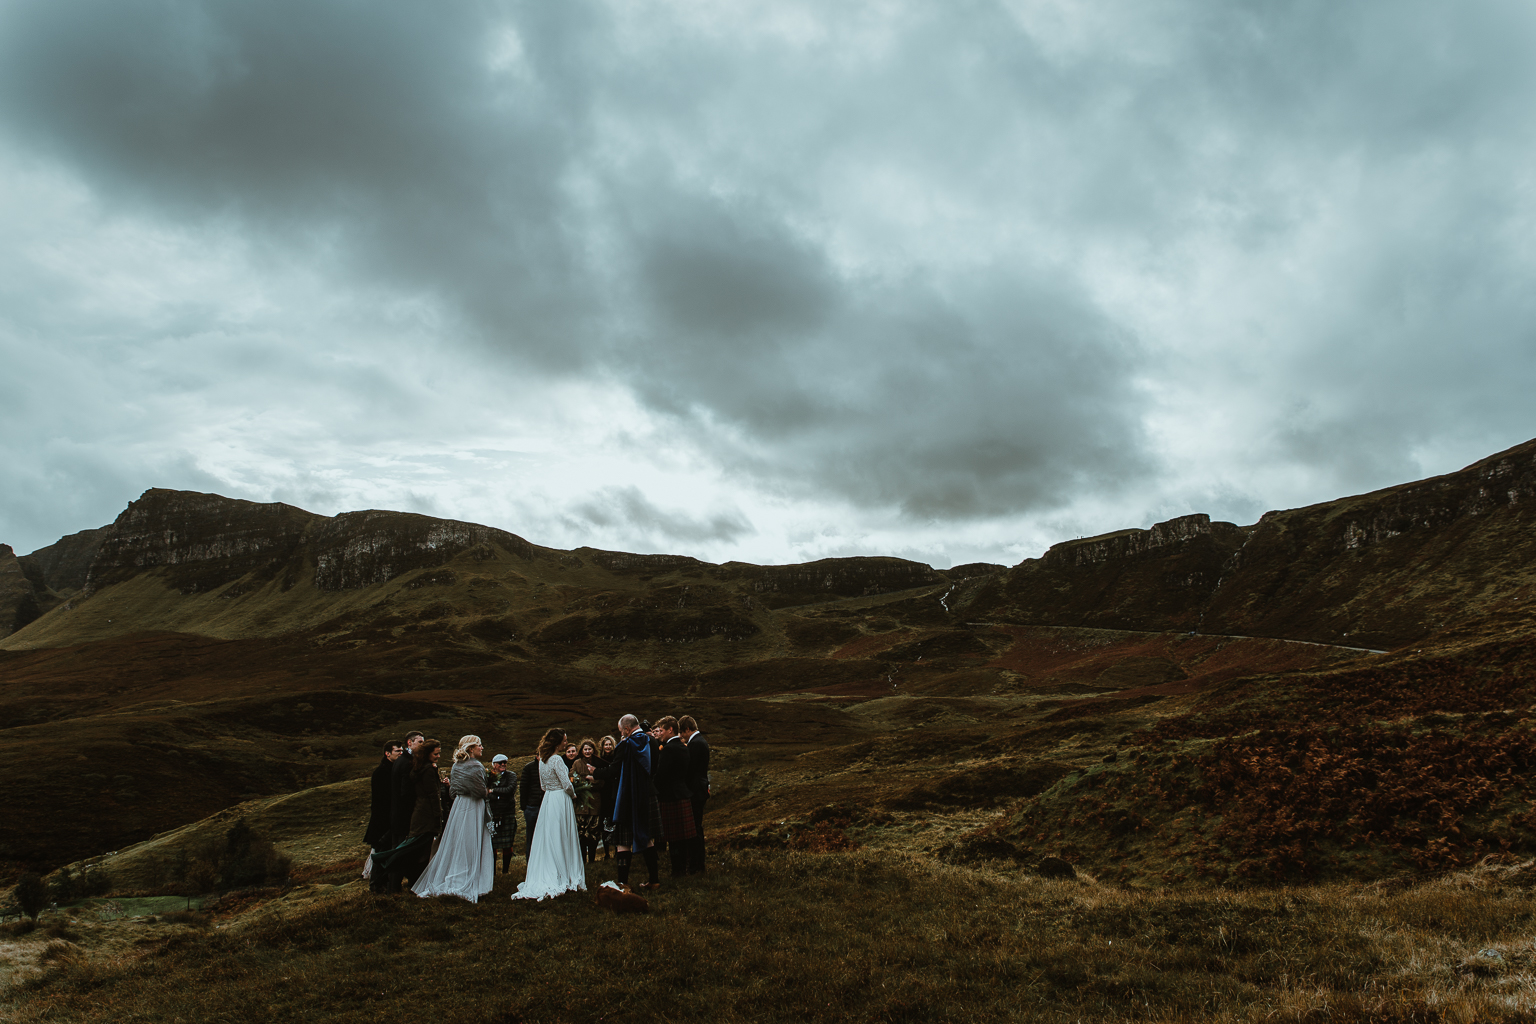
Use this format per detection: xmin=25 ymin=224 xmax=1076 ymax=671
xmin=6 ymin=851 xmax=1536 ymax=1023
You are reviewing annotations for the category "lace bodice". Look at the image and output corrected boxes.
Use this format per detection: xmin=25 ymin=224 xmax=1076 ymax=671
xmin=538 ymin=755 xmax=574 ymax=796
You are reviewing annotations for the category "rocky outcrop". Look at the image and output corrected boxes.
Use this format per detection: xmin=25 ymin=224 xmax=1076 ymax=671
xmin=85 ymin=489 xmax=321 ymax=595
xmin=956 ymin=514 xmax=1248 ymax=634
xmin=1041 ymin=515 xmax=1247 ymax=570
xmin=18 ymin=527 xmax=109 ymax=595
xmin=1198 ymin=439 xmax=1536 ymax=648
xmin=308 ymin=510 xmax=535 ymax=591
xmin=1 ymin=543 xmax=47 ymax=638
xmin=712 ymin=557 xmax=947 ymax=609
xmin=962 ymin=438 xmax=1536 ymax=649
xmin=74 ymin=490 xmax=546 ymax=599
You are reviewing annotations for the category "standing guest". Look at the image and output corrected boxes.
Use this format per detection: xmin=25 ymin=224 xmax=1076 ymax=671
xmin=571 ymin=738 xmax=601 ymax=863
xmin=486 ymin=754 xmax=519 ymax=874
xmin=413 ymin=735 xmax=495 ymax=902
xmin=364 ymin=740 xmax=403 ymax=852
xmin=520 ymin=753 xmax=544 ymax=858
xmin=680 ymin=716 xmax=710 ymax=875
xmin=375 ymin=731 xmax=425 ymax=893
xmin=374 ymin=738 xmax=441 ymax=893
xmin=596 ymin=735 xmax=619 ymax=859
xmin=591 ymin=715 xmax=664 ymax=890
xmin=389 ymin=732 xmax=426 ymax=846
xmin=652 ymin=717 xmax=696 ymax=879
xmin=404 ymin=739 xmax=445 ymax=884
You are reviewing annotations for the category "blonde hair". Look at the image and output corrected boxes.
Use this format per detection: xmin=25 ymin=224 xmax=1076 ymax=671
xmin=453 ymin=734 xmax=483 ymax=763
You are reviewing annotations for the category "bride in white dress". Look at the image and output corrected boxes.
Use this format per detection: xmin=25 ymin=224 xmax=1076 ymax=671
xmin=412 ymin=734 xmax=496 ymax=903
xmin=513 ymin=728 xmax=588 ymax=901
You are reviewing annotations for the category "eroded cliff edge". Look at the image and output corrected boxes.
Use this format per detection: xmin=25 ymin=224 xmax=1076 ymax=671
xmin=954 ymin=438 xmax=1536 ymax=649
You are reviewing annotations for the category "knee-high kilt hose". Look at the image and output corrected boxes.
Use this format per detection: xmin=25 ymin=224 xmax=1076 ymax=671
xmin=659 ymin=798 xmax=697 ymax=841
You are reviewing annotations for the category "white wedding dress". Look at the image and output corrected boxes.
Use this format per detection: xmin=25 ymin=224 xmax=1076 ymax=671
xmin=512 ymin=755 xmax=587 ymax=901
xmin=412 ymin=759 xmax=495 ymax=903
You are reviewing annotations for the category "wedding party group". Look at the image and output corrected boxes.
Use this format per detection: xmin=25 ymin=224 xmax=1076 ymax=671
xmin=362 ymin=714 xmax=711 ymax=903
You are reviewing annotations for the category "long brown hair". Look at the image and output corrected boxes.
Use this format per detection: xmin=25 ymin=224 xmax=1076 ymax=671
xmin=412 ymin=739 xmax=441 ymax=773
xmin=536 ymin=728 xmax=566 ymax=762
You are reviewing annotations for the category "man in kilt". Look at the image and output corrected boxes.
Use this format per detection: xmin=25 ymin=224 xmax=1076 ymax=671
xmin=652 ymin=716 xmax=696 ymax=879
xmin=591 ymin=714 xmax=664 ymax=890
xmin=486 ymin=753 xmax=519 ymax=874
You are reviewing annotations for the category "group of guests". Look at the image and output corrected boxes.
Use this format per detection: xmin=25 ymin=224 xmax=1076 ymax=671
xmin=363 ymin=714 xmax=712 ymax=903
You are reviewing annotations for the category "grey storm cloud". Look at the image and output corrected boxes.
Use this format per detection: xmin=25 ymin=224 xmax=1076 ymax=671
xmin=571 ymin=486 xmax=752 ymax=548
xmin=2 ymin=0 xmax=1535 ymax=558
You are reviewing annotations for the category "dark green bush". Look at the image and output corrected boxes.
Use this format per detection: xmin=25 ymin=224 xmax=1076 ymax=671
xmin=15 ymin=873 xmax=47 ymax=921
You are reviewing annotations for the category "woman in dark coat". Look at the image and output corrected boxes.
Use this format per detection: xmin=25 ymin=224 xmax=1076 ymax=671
xmin=595 ymin=734 xmax=618 ymax=860
xmin=486 ymin=754 xmax=519 ymax=873
xmin=401 ymin=739 xmax=444 ymax=885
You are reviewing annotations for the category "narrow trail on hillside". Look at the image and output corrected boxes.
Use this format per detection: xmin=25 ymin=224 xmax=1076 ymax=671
xmin=966 ymin=622 xmax=1388 ymax=655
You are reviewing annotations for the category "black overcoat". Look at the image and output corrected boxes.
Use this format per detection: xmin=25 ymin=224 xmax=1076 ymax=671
xmin=363 ymin=755 xmax=394 ymax=847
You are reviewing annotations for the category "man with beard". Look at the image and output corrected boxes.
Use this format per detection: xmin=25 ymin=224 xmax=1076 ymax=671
xmin=591 ymin=714 xmax=664 ymax=890
xmin=679 ymin=715 xmax=710 ymax=874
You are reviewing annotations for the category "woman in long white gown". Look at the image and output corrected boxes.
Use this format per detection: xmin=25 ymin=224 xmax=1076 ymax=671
xmin=413 ymin=734 xmax=496 ymax=903
xmin=513 ymin=728 xmax=588 ymax=901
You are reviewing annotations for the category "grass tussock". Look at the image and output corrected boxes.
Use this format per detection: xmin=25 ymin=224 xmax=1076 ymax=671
xmin=6 ymin=850 xmax=1536 ymax=1023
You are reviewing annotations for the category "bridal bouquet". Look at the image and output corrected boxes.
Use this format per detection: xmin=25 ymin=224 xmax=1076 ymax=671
xmin=570 ymin=772 xmax=596 ymax=811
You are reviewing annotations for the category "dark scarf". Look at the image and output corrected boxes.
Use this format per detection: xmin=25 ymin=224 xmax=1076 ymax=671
xmin=613 ymin=730 xmax=653 ymax=845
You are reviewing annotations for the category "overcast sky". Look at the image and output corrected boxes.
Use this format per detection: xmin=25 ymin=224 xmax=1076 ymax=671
xmin=2 ymin=0 xmax=1534 ymax=568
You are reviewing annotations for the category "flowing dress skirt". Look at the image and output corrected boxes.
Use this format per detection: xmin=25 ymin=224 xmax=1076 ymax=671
xmin=512 ymin=789 xmax=586 ymax=901
xmin=412 ymin=795 xmax=495 ymax=903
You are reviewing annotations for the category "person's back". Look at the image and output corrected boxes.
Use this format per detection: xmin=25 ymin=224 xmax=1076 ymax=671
xmin=520 ymin=757 xmax=544 ymax=856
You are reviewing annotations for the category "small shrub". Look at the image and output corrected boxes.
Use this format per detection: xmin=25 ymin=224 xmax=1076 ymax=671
xmin=14 ymin=873 xmax=47 ymax=920
xmin=218 ymin=819 xmax=292 ymax=889
xmin=47 ymin=867 xmax=77 ymax=905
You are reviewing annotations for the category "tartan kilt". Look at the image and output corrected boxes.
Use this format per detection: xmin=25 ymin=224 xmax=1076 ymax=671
xmin=659 ymin=798 xmax=697 ymax=841
xmin=612 ymin=791 xmax=664 ymax=847
xmin=488 ymin=812 xmax=518 ymax=851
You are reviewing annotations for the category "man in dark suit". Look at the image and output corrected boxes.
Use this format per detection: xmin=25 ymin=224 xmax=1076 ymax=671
xmin=374 ymin=731 xmax=424 ymax=893
xmin=679 ymin=715 xmax=709 ymax=874
xmin=652 ymin=716 xmax=695 ymax=879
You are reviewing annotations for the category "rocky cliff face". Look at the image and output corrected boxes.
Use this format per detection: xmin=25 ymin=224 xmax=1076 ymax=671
xmin=0 ymin=543 xmax=45 ymax=638
xmin=17 ymin=527 xmax=109 ymax=595
xmin=956 ymin=513 xmax=1249 ymax=634
xmin=78 ymin=489 xmax=545 ymax=599
xmin=308 ymin=510 xmax=536 ymax=590
xmin=960 ymin=438 xmax=1536 ymax=649
xmin=86 ymin=489 xmax=322 ymax=595
xmin=713 ymin=557 xmax=948 ymax=608
xmin=1198 ymin=439 xmax=1536 ymax=647
xmin=6 ymin=488 xmax=954 ymax=648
